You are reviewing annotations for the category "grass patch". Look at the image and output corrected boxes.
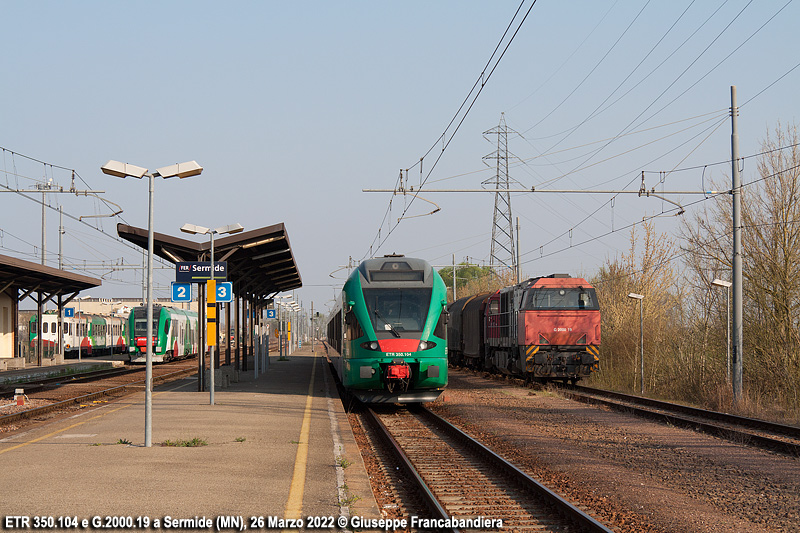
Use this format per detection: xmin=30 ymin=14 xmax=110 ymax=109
xmin=161 ymin=438 xmax=208 ymax=447
xmin=335 ymin=455 xmax=352 ymax=468
xmin=117 ymin=438 xmax=132 ymax=445
xmin=339 ymin=485 xmax=361 ymax=508
xmin=235 ymin=437 xmax=246 ymax=442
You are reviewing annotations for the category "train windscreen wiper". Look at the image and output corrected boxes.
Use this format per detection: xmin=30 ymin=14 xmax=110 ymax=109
xmin=374 ymin=309 xmax=401 ymax=338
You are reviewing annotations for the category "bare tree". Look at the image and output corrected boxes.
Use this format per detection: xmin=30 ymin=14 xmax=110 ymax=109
xmin=591 ymin=221 xmax=679 ymax=393
xmin=682 ymin=122 xmax=800 ymax=415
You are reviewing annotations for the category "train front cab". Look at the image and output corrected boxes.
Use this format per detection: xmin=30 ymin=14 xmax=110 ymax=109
xmin=338 ymin=257 xmax=448 ymax=403
xmin=518 ymin=277 xmax=601 ymax=381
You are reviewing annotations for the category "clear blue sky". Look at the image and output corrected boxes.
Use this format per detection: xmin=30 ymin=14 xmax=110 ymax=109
xmin=3 ymin=1 xmax=798 ymax=313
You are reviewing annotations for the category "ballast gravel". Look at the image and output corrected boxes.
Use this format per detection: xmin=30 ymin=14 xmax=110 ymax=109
xmin=422 ymin=370 xmax=800 ymax=533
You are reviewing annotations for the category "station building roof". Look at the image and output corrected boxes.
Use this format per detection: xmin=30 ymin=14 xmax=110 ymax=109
xmin=0 ymin=253 xmax=101 ymax=304
xmin=116 ymin=222 xmax=302 ymax=300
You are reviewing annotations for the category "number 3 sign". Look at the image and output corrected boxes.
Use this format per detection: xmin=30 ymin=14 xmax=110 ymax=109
xmin=216 ymin=282 xmax=233 ymax=303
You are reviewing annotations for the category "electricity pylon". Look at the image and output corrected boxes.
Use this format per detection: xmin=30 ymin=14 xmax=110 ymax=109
xmin=483 ymin=113 xmax=517 ymax=280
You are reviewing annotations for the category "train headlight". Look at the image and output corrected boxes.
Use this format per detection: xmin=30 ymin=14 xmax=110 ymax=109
xmin=417 ymin=340 xmax=436 ymax=351
xmin=360 ymin=341 xmax=381 ymax=351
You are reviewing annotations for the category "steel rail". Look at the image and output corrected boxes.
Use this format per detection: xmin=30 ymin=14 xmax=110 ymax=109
xmin=363 ymin=407 xmax=454 ymax=531
xmin=560 ymin=384 xmax=800 ymax=457
xmin=416 ymin=406 xmax=613 ymax=533
xmin=0 ymin=366 xmax=141 ymax=395
xmin=0 ymin=366 xmax=196 ymax=426
xmin=365 ymin=405 xmax=613 ymax=533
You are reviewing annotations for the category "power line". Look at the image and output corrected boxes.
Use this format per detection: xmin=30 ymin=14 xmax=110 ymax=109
xmin=363 ymin=0 xmax=539 ymax=261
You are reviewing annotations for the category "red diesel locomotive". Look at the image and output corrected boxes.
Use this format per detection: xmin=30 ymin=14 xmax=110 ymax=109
xmin=447 ymin=274 xmax=601 ymax=382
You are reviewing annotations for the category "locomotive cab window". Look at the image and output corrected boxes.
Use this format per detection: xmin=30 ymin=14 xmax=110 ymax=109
xmin=363 ymin=288 xmax=431 ymax=333
xmin=523 ymin=288 xmax=599 ymax=310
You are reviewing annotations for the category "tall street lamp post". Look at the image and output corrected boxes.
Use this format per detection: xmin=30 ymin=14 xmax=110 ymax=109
xmin=711 ymin=278 xmax=733 ymax=384
xmin=180 ymin=223 xmax=244 ymax=405
xmin=101 ymin=159 xmax=202 ymax=447
xmin=628 ymin=293 xmax=645 ymax=394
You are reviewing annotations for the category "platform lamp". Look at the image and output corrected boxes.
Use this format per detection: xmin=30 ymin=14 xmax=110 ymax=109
xmin=101 ymin=159 xmax=202 ymax=448
xmin=627 ymin=293 xmax=645 ymax=394
xmin=711 ymin=278 xmax=733 ymax=384
xmin=180 ymin=222 xmax=244 ymax=406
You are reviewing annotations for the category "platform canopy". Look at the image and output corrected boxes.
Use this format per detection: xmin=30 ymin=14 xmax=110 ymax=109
xmin=0 ymin=253 xmax=101 ymax=304
xmin=116 ymin=222 xmax=302 ymax=299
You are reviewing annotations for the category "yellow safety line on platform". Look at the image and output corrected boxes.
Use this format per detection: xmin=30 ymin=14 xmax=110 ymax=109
xmin=283 ymin=356 xmax=317 ymax=523
xmin=0 ymin=380 xmax=193 ymax=455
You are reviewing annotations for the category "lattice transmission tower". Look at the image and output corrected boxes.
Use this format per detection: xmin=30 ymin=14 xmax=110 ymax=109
xmin=482 ymin=113 xmax=517 ymax=280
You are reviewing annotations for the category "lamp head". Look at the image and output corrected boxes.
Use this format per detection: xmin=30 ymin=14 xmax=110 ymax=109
xmin=216 ymin=223 xmax=245 ymax=235
xmin=711 ymin=278 xmax=732 ymax=288
xmin=100 ymin=160 xmax=148 ymax=179
xmin=627 ymin=293 xmax=644 ymax=300
xmin=180 ymin=223 xmax=210 ymax=235
xmin=155 ymin=161 xmax=203 ymax=179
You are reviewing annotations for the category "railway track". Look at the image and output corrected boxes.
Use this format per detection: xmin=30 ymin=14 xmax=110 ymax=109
xmin=0 ymin=360 xmax=197 ymax=429
xmin=360 ymin=405 xmax=613 ymax=533
xmin=0 ymin=364 xmax=143 ymax=397
xmin=558 ymin=383 xmax=800 ymax=457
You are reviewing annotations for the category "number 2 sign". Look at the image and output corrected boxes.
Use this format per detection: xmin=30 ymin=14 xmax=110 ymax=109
xmin=171 ymin=282 xmax=192 ymax=302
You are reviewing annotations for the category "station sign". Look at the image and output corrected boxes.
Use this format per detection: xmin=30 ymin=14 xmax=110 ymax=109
xmin=171 ymin=282 xmax=192 ymax=302
xmin=266 ymin=309 xmax=276 ymax=319
xmin=176 ymin=261 xmax=227 ymax=283
xmin=64 ymin=307 xmax=75 ymax=318
xmin=216 ymin=282 xmax=233 ymax=303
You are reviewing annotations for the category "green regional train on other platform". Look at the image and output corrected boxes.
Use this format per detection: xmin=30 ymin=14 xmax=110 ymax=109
xmin=126 ymin=304 xmax=199 ymax=363
xmin=326 ymin=255 xmax=448 ymax=403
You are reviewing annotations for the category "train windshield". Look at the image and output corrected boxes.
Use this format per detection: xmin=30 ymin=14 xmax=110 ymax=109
xmin=523 ymin=288 xmax=599 ymax=310
xmin=362 ymin=288 xmax=431 ymax=333
xmin=133 ymin=318 xmax=159 ymax=335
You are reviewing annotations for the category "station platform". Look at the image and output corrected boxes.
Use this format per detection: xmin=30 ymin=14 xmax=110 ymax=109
xmin=0 ymin=346 xmax=380 ymax=529
xmin=0 ymin=357 xmax=124 ymax=387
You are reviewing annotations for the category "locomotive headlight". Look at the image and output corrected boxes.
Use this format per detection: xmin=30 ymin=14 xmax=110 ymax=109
xmin=360 ymin=341 xmax=381 ymax=351
xmin=418 ymin=340 xmax=436 ymax=351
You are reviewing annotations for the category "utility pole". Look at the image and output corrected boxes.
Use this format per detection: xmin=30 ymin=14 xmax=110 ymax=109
xmin=36 ymin=180 xmax=55 ymax=265
xmin=731 ymin=86 xmax=743 ymax=402
xmin=516 ymin=217 xmax=521 ymax=283
xmin=452 ymin=254 xmax=457 ymax=301
xmin=483 ymin=113 xmax=516 ymax=278
xmin=58 ymin=206 xmax=64 ymax=270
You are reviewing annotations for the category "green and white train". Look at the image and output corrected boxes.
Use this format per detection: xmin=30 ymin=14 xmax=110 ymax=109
xmin=29 ymin=311 xmax=127 ymax=358
xmin=126 ymin=304 xmax=199 ymax=363
xmin=326 ymin=255 xmax=448 ymax=403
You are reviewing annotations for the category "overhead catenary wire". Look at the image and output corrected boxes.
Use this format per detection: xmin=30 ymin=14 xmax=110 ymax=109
xmin=507 ymin=0 xmax=795 ymax=272
xmin=538 ymin=0 xmax=757 ymax=190
xmin=521 ymin=160 xmax=800 ymax=270
xmin=363 ymin=0 xmax=539 ymax=261
xmin=0 ymin=146 xmax=176 ymax=291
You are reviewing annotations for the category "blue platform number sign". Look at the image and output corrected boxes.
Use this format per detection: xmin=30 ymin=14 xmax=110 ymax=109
xmin=216 ymin=282 xmax=233 ymax=303
xmin=64 ymin=307 xmax=75 ymax=318
xmin=266 ymin=309 xmax=276 ymax=319
xmin=171 ymin=282 xmax=192 ymax=303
